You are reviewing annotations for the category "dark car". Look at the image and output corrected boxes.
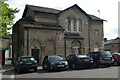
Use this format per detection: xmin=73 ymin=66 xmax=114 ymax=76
xmin=112 ymin=53 xmax=120 ymax=65
xmin=14 ymin=56 xmax=38 ymax=73
xmin=42 ymin=55 xmax=69 ymax=72
xmin=66 ymin=54 xmax=93 ymax=69
xmin=87 ymin=51 xmax=114 ymax=67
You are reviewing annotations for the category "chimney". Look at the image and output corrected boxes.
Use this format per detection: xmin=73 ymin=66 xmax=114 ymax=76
xmin=104 ymin=38 xmax=107 ymax=42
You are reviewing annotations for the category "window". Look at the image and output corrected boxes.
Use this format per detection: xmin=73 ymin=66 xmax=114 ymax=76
xmin=64 ymin=19 xmax=68 ymax=31
xmin=71 ymin=19 xmax=74 ymax=32
xmin=77 ymin=19 xmax=82 ymax=32
xmin=73 ymin=18 xmax=77 ymax=31
xmin=77 ymin=20 xmax=79 ymax=32
xmin=64 ymin=18 xmax=71 ymax=31
xmin=79 ymin=20 xmax=82 ymax=32
xmin=68 ymin=18 xmax=71 ymax=31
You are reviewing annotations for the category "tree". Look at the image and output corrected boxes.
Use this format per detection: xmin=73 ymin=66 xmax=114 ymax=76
xmin=0 ymin=0 xmax=19 ymax=37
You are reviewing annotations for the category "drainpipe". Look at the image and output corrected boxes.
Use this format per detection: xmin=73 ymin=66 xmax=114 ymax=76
xmin=27 ymin=28 xmax=29 ymax=56
xmin=88 ymin=19 xmax=91 ymax=53
xmin=64 ymin=34 xmax=66 ymax=58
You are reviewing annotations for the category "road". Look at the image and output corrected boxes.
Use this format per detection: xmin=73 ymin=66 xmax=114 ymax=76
xmin=1 ymin=66 xmax=119 ymax=80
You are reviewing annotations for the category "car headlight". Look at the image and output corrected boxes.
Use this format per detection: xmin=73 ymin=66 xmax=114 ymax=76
xmin=65 ymin=61 xmax=68 ymax=65
xmin=51 ymin=62 xmax=55 ymax=65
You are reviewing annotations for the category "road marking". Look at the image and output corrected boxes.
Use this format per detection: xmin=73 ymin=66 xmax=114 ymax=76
xmin=1 ymin=68 xmax=15 ymax=79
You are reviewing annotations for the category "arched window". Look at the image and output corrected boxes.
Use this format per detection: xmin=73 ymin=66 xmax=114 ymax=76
xmin=64 ymin=19 xmax=68 ymax=31
xmin=71 ymin=19 xmax=74 ymax=32
xmin=77 ymin=19 xmax=82 ymax=32
xmin=64 ymin=17 xmax=71 ymax=31
xmin=73 ymin=18 xmax=77 ymax=31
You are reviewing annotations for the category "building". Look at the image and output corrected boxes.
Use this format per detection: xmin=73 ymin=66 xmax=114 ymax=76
xmin=12 ymin=4 xmax=105 ymax=65
xmin=104 ymin=37 xmax=120 ymax=53
xmin=0 ymin=36 xmax=12 ymax=65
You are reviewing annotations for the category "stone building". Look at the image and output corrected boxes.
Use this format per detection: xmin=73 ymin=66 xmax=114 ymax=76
xmin=104 ymin=37 xmax=120 ymax=53
xmin=12 ymin=4 xmax=105 ymax=65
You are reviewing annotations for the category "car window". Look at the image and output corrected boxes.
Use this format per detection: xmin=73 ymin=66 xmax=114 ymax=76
xmin=88 ymin=53 xmax=98 ymax=58
xmin=49 ymin=56 xmax=64 ymax=61
xmin=66 ymin=55 xmax=73 ymax=60
xmin=20 ymin=57 xmax=35 ymax=62
xmin=101 ymin=51 xmax=112 ymax=57
xmin=77 ymin=55 xmax=89 ymax=58
xmin=113 ymin=53 xmax=120 ymax=56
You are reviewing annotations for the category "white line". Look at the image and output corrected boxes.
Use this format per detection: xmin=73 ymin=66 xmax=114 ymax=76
xmin=10 ymin=70 xmax=15 ymax=79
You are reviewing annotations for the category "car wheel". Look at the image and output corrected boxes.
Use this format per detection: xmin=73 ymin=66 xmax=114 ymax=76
xmin=17 ymin=68 xmax=21 ymax=74
xmin=47 ymin=66 xmax=52 ymax=72
xmin=72 ymin=64 xmax=75 ymax=70
xmin=114 ymin=61 xmax=118 ymax=66
xmin=94 ymin=63 xmax=99 ymax=68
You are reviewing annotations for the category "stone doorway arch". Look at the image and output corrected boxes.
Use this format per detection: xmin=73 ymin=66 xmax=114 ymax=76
xmin=29 ymin=39 xmax=41 ymax=65
xmin=72 ymin=40 xmax=80 ymax=54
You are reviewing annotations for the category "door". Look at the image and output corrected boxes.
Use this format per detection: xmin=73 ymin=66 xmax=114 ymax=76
xmin=31 ymin=49 xmax=39 ymax=63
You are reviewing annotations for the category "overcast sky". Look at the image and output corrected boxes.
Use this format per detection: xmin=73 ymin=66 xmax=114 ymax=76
xmin=7 ymin=0 xmax=119 ymax=40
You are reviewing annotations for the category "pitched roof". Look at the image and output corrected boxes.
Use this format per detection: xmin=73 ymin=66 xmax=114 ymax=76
xmin=104 ymin=37 xmax=120 ymax=45
xmin=22 ymin=4 xmax=105 ymax=21
xmin=89 ymin=14 xmax=106 ymax=21
xmin=111 ymin=37 xmax=120 ymax=44
xmin=104 ymin=39 xmax=114 ymax=45
xmin=26 ymin=4 xmax=61 ymax=14
xmin=59 ymin=4 xmax=90 ymax=18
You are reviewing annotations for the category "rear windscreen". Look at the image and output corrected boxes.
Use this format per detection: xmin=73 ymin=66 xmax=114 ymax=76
xmin=101 ymin=51 xmax=112 ymax=57
xmin=21 ymin=57 xmax=35 ymax=62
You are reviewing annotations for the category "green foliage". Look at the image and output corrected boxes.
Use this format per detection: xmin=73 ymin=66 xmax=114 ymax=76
xmin=0 ymin=0 xmax=19 ymax=37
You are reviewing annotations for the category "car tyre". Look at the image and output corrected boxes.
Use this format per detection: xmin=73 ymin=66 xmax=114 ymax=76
xmin=17 ymin=68 xmax=21 ymax=74
xmin=114 ymin=61 xmax=118 ymax=66
xmin=47 ymin=66 xmax=52 ymax=72
xmin=94 ymin=63 xmax=99 ymax=68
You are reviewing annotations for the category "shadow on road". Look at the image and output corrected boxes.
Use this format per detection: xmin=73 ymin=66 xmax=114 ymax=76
xmin=2 ymin=66 xmax=119 ymax=75
xmin=2 ymin=69 xmax=14 ymax=75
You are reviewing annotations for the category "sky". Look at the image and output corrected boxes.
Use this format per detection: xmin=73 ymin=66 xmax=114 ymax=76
xmin=7 ymin=0 xmax=120 ymax=40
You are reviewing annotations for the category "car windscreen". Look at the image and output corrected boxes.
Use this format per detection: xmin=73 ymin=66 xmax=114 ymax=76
xmin=20 ymin=57 xmax=35 ymax=62
xmin=49 ymin=56 xmax=64 ymax=61
xmin=113 ymin=53 xmax=120 ymax=56
xmin=101 ymin=51 xmax=112 ymax=57
xmin=77 ymin=55 xmax=90 ymax=59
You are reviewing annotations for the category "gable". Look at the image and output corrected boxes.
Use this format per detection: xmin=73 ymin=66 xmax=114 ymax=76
xmin=59 ymin=4 xmax=90 ymax=19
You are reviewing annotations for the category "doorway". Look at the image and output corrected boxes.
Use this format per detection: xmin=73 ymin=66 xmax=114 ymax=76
xmin=31 ymin=49 xmax=39 ymax=63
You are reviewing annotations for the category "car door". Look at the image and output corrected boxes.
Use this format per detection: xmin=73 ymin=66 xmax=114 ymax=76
xmin=66 ymin=55 xmax=73 ymax=67
xmin=42 ymin=56 xmax=48 ymax=69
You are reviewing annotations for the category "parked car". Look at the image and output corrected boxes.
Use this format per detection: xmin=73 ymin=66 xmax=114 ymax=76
xmin=66 ymin=54 xmax=93 ymax=69
xmin=42 ymin=55 xmax=69 ymax=72
xmin=87 ymin=51 xmax=114 ymax=67
xmin=112 ymin=53 xmax=120 ymax=65
xmin=14 ymin=56 xmax=38 ymax=73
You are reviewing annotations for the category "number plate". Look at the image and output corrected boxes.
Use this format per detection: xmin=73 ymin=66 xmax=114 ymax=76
xmin=57 ymin=65 xmax=64 ymax=67
xmin=26 ymin=62 xmax=32 ymax=64
xmin=84 ymin=59 xmax=89 ymax=61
